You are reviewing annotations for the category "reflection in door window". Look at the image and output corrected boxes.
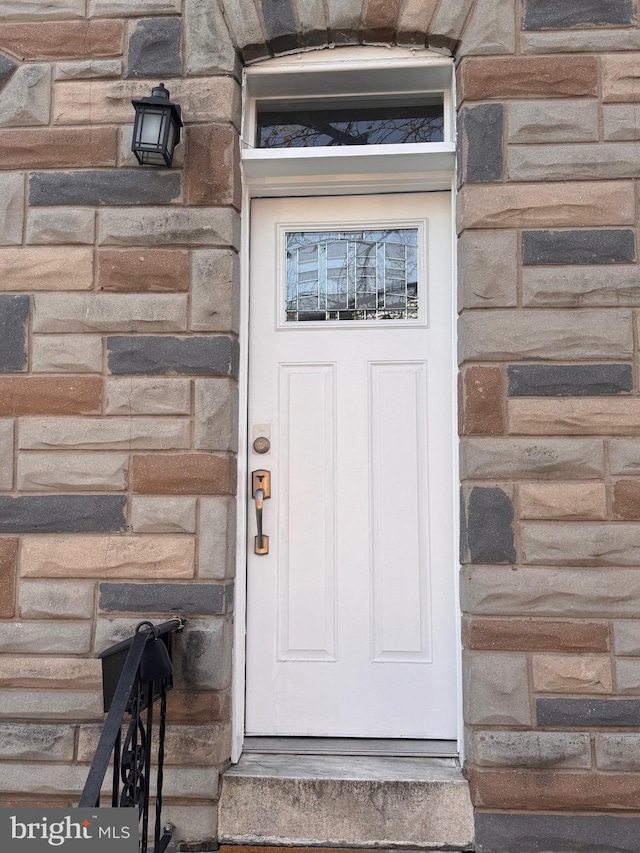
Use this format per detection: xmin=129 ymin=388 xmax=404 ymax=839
xmin=285 ymin=229 xmax=419 ymax=322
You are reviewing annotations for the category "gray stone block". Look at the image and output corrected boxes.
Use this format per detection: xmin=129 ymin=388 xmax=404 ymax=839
xmin=0 ymin=295 xmax=28 ymax=373
xmin=460 ymin=437 xmax=604 ymax=479
xmin=522 ymin=266 xmax=640 ymax=307
xmin=0 ymin=54 xmax=17 ymax=87
xmin=466 ymin=487 xmax=515 ymax=564
xmin=461 ymin=104 xmax=503 ymax=183
xmin=99 ymin=582 xmax=232 ymax=615
xmin=464 ymin=651 xmax=530 ymax=725
xmin=107 ymin=335 xmax=239 ymax=377
xmin=127 ymin=17 xmax=182 ymax=78
xmin=508 ymin=142 xmax=640 ymax=181
xmin=522 ymin=522 xmax=640 ymax=566
xmin=596 ymin=733 xmax=640 ymax=770
xmin=184 ymin=0 xmax=237 ymax=75
xmin=174 ymin=617 xmax=232 ymax=690
xmin=261 ymin=0 xmax=299 ymax=53
xmin=0 ymin=495 xmax=126 ymax=533
xmin=508 ymin=100 xmax=599 ymax=144
xmin=0 ymin=64 xmax=50 ymax=127
xmin=99 ymin=206 xmax=240 ymax=248
xmin=476 ymin=812 xmax=640 ymax=853
xmin=522 ymin=229 xmax=635 ymax=265
xmin=457 ymin=231 xmax=517 ymax=308
xmin=508 ymin=363 xmax=633 ymax=396
xmin=29 ymin=170 xmax=181 ymax=206
xmin=0 ymin=172 xmax=24 ymax=246
xmin=524 ymin=0 xmax=634 ymax=30
xmin=0 ymin=723 xmax=75 ymax=761
xmin=614 ymin=619 xmax=640 ymax=653
xmin=537 ymin=698 xmax=640 ymax=728
xmin=472 ymin=730 xmax=591 ymax=768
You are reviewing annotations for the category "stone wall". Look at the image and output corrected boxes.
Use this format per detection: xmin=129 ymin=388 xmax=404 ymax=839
xmin=2 ymin=0 xmax=640 ymax=850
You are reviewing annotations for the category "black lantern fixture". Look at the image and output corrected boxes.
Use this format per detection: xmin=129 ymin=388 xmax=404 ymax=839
xmin=131 ymin=83 xmax=183 ymax=167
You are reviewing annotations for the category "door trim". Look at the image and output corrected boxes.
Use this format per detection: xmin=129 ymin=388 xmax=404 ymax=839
xmin=232 ymin=51 xmax=462 ymax=763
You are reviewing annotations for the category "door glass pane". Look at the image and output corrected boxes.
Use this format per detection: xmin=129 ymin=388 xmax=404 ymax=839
xmin=285 ymin=229 xmax=419 ymax=322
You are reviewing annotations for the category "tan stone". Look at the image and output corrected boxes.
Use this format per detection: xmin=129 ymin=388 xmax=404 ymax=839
xmin=21 ymin=535 xmax=195 ymax=578
xmin=186 ymin=124 xmax=240 ymax=208
xmin=460 ymin=56 xmax=598 ymax=101
xmin=77 ymin=723 xmax=230 ymax=765
xmin=32 ymin=293 xmax=188 ymax=333
xmin=17 ymin=452 xmax=128 ymax=492
xmin=198 ymin=496 xmax=236 ymax=579
xmin=194 ymin=378 xmax=238 ymax=451
xmin=0 ymin=377 xmax=102 ymax=416
xmin=519 ymin=482 xmax=606 ymax=520
xmin=32 ymin=335 xmax=103 ymax=373
xmin=88 ymin=0 xmax=180 ymax=14
xmin=98 ymin=206 xmax=240 ymax=249
xmin=54 ymin=59 xmax=122 ymax=80
xmin=521 ymin=523 xmax=640 ymax=567
xmin=509 ymin=398 xmax=640 ymax=436
xmin=0 ymin=127 xmax=117 ymax=169
xmin=457 ymin=231 xmax=518 ymax=309
xmin=0 ymin=0 xmax=85 ymax=20
xmin=0 ymin=419 xmax=13 ymax=491
xmin=98 ymin=249 xmax=190 ymax=292
xmin=132 ymin=454 xmax=236 ymax=495
xmin=460 ymin=437 xmax=604 ymax=480
xmin=0 ymin=248 xmax=93 ymax=291
xmin=0 ymin=20 xmax=124 ymax=59
xmin=602 ymin=55 xmax=640 ymax=103
xmin=18 ymin=580 xmax=95 ymax=619
xmin=0 ymin=173 xmax=24 ymax=246
xmin=463 ymin=617 xmax=610 ymax=652
xmin=522 ymin=266 xmax=640 ymax=308
xmin=191 ymin=249 xmax=240 ymax=333
xmin=0 ymin=691 xmax=102 ymax=722
xmin=166 ymin=689 xmax=231 ymax=723
xmin=0 ymin=539 xmax=18 ymax=619
xmin=458 ymin=181 xmax=635 ymax=230
xmin=26 ymin=208 xmax=95 ymax=245
xmin=18 ymin=417 xmax=190 ymax=450
xmin=457 ymin=0 xmax=515 ymax=57
xmin=462 ymin=366 xmax=505 ymax=436
xmin=105 ymin=378 xmax=191 ymax=416
xmin=532 ymin=655 xmax=612 ymax=694
xmin=54 ymin=78 xmax=239 ymax=125
xmin=131 ymin=497 xmax=197 ymax=533
xmin=508 ymin=100 xmax=599 ymax=144
xmin=397 ymin=0 xmax=437 ymax=41
xmin=0 ymin=657 xmax=101 ymax=689
xmin=0 ymin=621 xmax=91 ymax=654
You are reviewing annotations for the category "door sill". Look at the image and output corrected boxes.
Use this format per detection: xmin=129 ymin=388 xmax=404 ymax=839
xmin=242 ymin=737 xmax=458 ymax=758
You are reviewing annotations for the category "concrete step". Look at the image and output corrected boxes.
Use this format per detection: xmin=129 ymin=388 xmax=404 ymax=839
xmin=217 ymin=753 xmax=474 ymax=851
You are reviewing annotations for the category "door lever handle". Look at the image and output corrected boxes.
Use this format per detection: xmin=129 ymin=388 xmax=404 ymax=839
xmin=252 ymin=470 xmax=271 ymax=555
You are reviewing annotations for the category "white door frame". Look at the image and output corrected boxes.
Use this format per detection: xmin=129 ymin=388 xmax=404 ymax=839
xmin=232 ymin=48 xmax=462 ymax=762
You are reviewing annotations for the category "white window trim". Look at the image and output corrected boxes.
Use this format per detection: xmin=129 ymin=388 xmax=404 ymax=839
xmin=232 ymin=46 xmax=462 ymax=763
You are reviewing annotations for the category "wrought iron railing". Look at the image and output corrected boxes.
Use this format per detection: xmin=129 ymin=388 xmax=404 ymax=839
xmin=80 ymin=618 xmax=186 ymax=853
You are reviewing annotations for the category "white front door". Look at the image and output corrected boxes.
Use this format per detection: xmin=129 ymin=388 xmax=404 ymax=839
xmin=245 ymin=192 xmax=457 ymax=738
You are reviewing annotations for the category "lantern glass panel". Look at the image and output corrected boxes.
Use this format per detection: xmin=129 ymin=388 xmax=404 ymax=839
xmin=140 ymin=109 xmax=165 ymax=145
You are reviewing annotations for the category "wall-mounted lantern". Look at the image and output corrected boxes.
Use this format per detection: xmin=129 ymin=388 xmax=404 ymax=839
xmin=131 ymin=83 xmax=183 ymax=167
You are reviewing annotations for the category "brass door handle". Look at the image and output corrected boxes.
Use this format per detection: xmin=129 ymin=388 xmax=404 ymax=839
xmin=252 ymin=470 xmax=270 ymax=555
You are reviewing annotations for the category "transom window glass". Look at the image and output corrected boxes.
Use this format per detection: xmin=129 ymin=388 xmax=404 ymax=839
xmin=285 ymin=229 xmax=419 ymax=322
xmin=257 ymin=97 xmax=444 ymax=149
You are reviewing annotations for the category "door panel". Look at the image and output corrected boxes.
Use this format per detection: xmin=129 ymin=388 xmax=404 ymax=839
xmin=246 ymin=193 xmax=457 ymax=738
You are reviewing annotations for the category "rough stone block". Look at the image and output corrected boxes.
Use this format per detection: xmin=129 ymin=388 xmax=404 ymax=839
xmin=105 ymin=378 xmax=191 ymax=415
xmin=460 ymin=437 xmax=604 ymax=479
xmin=32 ymin=335 xmax=103 ymax=373
xmin=30 ymin=169 xmax=181 ymax=206
xmin=78 ymin=721 xmax=230 ymax=765
xmin=0 ymin=690 xmax=103 ymax=722
xmin=0 ymin=173 xmax=24 ymax=246
xmin=533 ymin=655 xmax=612 ymax=694
xmin=18 ymin=580 xmax=95 ymax=619
xmin=0 ymin=376 xmax=102 ymax=415
xmin=54 ymin=78 xmax=239 ymax=125
xmin=132 ymin=453 xmax=235 ymax=495
xmin=466 ymin=487 xmax=515 ymax=564
xmin=54 ymin=60 xmax=122 ymax=80
xmin=616 ymin=659 xmax=640 ymax=694
xmin=0 ymin=54 xmax=17 ymax=85
xmin=0 ymin=21 xmax=124 ymax=59
xmin=523 ymin=522 xmax=640 ymax=566
xmin=174 ymin=617 xmax=232 ymax=690
xmin=460 ymin=56 xmax=598 ymax=100
xmin=261 ymin=0 xmax=299 ymax=51
xmin=610 ymin=440 xmax=640 ymax=475
xmin=613 ymin=480 xmax=640 ymax=520
xmin=0 ymin=0 xmax=85 ymax=20
xmin=508 ymin=363 xmax=632 ymax=396
xmin=457 ymin=231 xmax=517 ymax=309
xmin=160 ymin=805 xmax=217 ymax=844
xmin=508 ymin=99 xmax=599 ymax=143
xmin=524 ymin=0 xmax=634 ymax=30
xmin=603 ymin=56 xmax=640 ymax=103
xmin=26 ymin=208 xmax=95 ymax=245
xmin=194 ymin=378 xmax=238 ymax=451
xmin=21 ymin=534 xmax=195 ymax=579
xmin=0 ymin=419 xmax=13 ymax=491
xmin=167 ymin=688 xmax=230 ymax=724
xmin=523 ymin=28 xmax=640 ymax=53
xmin=33 ymin=293 xmax=187 ymax=333
xmin=127 ymin=17 xmax=181 ymax=78
xmin=464 ymin=651 xmax=530 ymax=725
xmin=461 ymin=104 xmax=503 ymax=183
xmin=596 ymin=734 xmax=640 ymax=770
xmin=0 ymin=295 xmax=28 ymax=372
xmin=107 ymin=335 xmax=239 ymax=377
xmin=604 ymin=105 xmax=640 ymax=141
xmin=459 ymin=308 xmax=633 ymax=361
xmin=0 ymin=248 xmax=93 ymax=292
xmin=98 ymin=206 xmax=240 ymax=249
xmin=0 ymin=656 xmax=101 ymax=688
xmin=522 ymin=229 xmax=635 ymax=265
xmin=217 ymin=0 xmax=265 ymax=56
xmin=509 ymin=398 xmax=640 ymax=436
xmin=0 ymin=63 xmax=50 ymax=126
xmin=457 ymin=0 xmax=515 ymax=56
xmin=0 ymin=495 xmax=126 ymax=534
xmin=472 ymin=730 xmax=591 ymax=768
xmin=198 ymin=496 xmax=236 ymax=579
xmin=17 ymin=453 xmax=128 ymax=492
xmin=89 ymin=0 xmax=180 ymax=15
xmin=519 ymin=482 xmax=606 ymax=520
xmin=191 ymin=249 xmax=240 ymax=332
xmin=509 ymin=142 xmax=640 ymax=182
xmin=429 ymin=0 xmax=474 ymax=41
xmin=184 ymin=0 xmax=236 ymax=74
xmin=463 ymin=617 xmax=610 ymax=652
xmin=462 ymin=565 xmax=640 ymax=619
xmin=462 ymin=367 xmax=505 ymax=436
xmin=458 ymin=181 xmax=635 ymax=230
xmin=537 ymin=697 xmax=640 ymax=727
xmin=18 ymin=417 xmax=190 ymax=450
xmin=475 ymin=811 xmax=640 ymax=853
xmin=0 ymin=724 xmax=75 ymax=762
xmin=0 ymin=127 xmax=117 ymax=169
xmin=522 ymin=265 xmax=640 ymax=308
xmin=0 ymin=621 xmax=91 ymax=654
xmin=0 ymin=538 xmax=18 ymax=618
xmin=186 ymin=124 xmax=240 ymax=208
xmin=98 ymin=249 xmax=190 ymax=292
xmin=614 ymin=620 xmax=640 ymax=654
xmin=131 ymin=497 xmax=196 ymax=533
xmin=99 ymin=582 xmax=231 ymax=615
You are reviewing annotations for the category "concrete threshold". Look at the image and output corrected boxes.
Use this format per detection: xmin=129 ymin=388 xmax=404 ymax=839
xmin=218 ymin=753 xmax=474 ymax=851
